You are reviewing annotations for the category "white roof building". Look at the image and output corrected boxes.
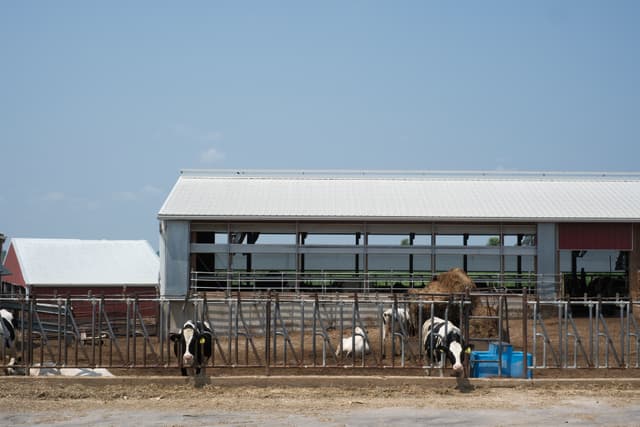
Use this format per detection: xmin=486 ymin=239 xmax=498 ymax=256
xmin=157 ymin=170 xmax=640 ymax=301
xmin=3 ymin=238 xmax=159 ymax=295
xmin=159 ymin=170 xmax=640 ymax=222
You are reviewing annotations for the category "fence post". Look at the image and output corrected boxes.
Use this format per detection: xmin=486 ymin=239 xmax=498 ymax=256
xmin=28 ymin=297 xmax=34 ymax=372
xmin=463 ymin=289 xmax=470 ymax=375
xmin=522 ymin=287 xmax=528 ymax=378
xmin=265 ymin=291 xmax=271 ymax=376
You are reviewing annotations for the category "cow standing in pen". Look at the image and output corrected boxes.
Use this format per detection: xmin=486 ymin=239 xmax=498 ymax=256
xmin=422 ymin=316 xmax=472 ymax=376
xmin=1 ymin=308 xmax=21 ymax=375
xmin=170 ymin=320 xmax=213 ymax=376
xmin=1 ymin=309 xmax=17 ymax=356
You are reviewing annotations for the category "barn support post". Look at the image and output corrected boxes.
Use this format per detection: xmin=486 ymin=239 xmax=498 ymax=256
xmin=536 ymin=223 xmax=558 ymax=301
xmin=89 ymin=294 xmax=97 ymax=367
xmin=160 ymin=220 xmax=192 ymax=333
xmin=27 ymin=297 xmax=34 ymax=371
xmin=629 ymin=224 xmax=640 ymax=314
xmin=56 ymin=297 xmax=63 ymax=367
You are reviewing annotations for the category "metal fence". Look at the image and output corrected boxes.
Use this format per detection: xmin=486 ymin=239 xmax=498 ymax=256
xmin=1 ymin=292 xmax=639 ymax=377
xmin=190 ymin=270 xmax=545 ymax=294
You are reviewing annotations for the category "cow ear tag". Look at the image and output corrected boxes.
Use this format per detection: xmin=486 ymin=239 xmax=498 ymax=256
xmin=199 ymin=337 xmax=206 ymax=344
xmin=465 ymin=347 xmax=472 ymax=354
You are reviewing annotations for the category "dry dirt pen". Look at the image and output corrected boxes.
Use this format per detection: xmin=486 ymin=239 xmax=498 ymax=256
xmin=3 ymin=375 xmax=640 ymax=427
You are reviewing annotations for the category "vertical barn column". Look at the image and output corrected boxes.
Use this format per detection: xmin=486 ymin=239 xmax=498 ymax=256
xmin=536 ymin=223 xmax=558 ymax=300
xmin=629 ymin=224 xmax=640 ymax=310
xmin=159 ymin=220 xmax=195 ymax=331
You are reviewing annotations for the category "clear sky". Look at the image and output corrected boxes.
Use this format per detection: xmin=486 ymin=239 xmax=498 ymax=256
xmin=1 ymin=1 xmax=639 ymax=251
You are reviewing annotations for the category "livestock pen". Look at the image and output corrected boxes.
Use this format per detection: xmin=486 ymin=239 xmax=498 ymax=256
xmin=1 ymin=290 xmax=640 ymax=378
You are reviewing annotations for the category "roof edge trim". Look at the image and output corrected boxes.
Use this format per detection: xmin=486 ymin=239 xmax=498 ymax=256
xmin=179 ymin=169 xmax=640 ymax=181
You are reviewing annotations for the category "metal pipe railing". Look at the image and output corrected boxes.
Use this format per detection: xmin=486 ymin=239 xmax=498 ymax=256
xmin=1 ymin=292 xmax=639 ymax=376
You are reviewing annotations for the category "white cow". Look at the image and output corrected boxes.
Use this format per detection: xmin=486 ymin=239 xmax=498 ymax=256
xmin=382 ymin=307 xmax=414 ymax=357
xmin=336 ymin=326 xmax=370 ymax=358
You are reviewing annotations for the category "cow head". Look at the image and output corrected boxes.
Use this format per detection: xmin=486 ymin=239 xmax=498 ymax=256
xmin=437 ymin=335 xmax=473 ymax=373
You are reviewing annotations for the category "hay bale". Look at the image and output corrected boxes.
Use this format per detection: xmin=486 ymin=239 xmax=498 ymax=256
xmin=408 ymin=268 xmax=478 ymax=331
xmin=434 ymin=268 xmax=476 ymax=293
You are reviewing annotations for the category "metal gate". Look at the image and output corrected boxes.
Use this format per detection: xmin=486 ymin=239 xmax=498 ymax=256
xmin=2 ymin=292 xmax=640 ymax=376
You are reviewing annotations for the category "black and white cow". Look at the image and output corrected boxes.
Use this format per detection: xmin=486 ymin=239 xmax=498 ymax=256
xmin=1 ymin=309 xmax=19 ymax=375
xmin=422 ymin=316 xmax=472 ymax=375
xmin=169 ymin=320 xmax=213 ymax=376
xmin=1 ymin=309 xmax=16 ymax=355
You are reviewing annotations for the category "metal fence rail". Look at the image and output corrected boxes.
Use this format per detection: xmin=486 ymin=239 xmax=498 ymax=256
xmin=2 ymin=293 xmax=639 ymax=376
xmin=190 ymin=270 xmax=545 ymax=294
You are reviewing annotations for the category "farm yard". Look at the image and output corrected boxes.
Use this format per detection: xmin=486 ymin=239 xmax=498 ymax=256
xmin=3 ymin=0 xmax=640 ymax=421
xmin=4 ymin=273 xmax=640 ymax=425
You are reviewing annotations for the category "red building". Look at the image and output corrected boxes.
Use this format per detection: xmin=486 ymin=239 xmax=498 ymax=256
xmin=2 ymin=238 xmax=159 ymax=318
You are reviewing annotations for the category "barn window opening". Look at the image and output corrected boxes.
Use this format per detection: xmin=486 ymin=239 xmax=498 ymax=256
xmin=560 ymin=249 xmax=629 ymax=300
xmin=303 ymin=233 xmax=359 ymax=245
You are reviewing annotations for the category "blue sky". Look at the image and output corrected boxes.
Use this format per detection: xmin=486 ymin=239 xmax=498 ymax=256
xmin=1 ymin=1 xmax=639 ymax=250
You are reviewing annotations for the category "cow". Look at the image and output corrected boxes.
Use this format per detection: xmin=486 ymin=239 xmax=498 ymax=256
xmin=169 ymin=320 xmax=213 ymax=376
xmin=1 ymin=309 xmax=19 ymax=375
xmin=335 ymin=326 xmax=370 ymax=359
xmin=381 ymin=307 xmax=414 ymax=357
xmin=422 ymin=316 xmax=472 ymax=375
xmin=1 ymin=309 xmax=16 ymax=355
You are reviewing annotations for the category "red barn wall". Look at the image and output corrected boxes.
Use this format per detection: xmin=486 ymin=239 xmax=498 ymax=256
xmin=30 ymin=285 xmax=158 ymax=319
xmin=2 ymin=244 xmax=26 ymax=288
xmin=558 ymin=223 xmax=633 ymax=250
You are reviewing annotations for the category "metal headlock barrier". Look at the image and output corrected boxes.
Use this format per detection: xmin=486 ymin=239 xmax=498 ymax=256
xmin=2 ymin=292 xmax=640 ymax=377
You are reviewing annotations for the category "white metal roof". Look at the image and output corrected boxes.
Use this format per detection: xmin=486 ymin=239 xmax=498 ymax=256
xmin=10 ymin=238 xmax=159 ymax=286
xmin=158 ymin=170 xmax=640 ymax=222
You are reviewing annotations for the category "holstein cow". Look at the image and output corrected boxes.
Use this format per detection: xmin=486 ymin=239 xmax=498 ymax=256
xmin=1 ymin=309 xmax=19 ymax=375
xmin=336 ymin=326 xmax=370 ymax=359
xmin=170 ymin=320 xmax=213 ymax=376
xmin=422 ymin=316 xmax=472 ymax=376
xmin=1 ymin=309 xmax=16 ymax=355
xmin=381 ymin=307 xmax=414 ymax=357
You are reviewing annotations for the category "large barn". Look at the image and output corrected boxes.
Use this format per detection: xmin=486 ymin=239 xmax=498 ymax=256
xmin=158 ymin=170 xmax=640 ymax=303
xmin=2 ymin=238 xmax=159 ymax=298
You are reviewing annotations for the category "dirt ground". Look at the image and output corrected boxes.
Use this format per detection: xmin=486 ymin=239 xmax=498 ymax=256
xmin=2 ymin=376 xmax=640 ymax=426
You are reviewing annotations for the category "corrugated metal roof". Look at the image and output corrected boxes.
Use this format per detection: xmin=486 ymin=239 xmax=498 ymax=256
xmin=158 ymin=170 xmax=640 ymax=222
xmin=10 ymin=239 xmax=159 ymax=286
